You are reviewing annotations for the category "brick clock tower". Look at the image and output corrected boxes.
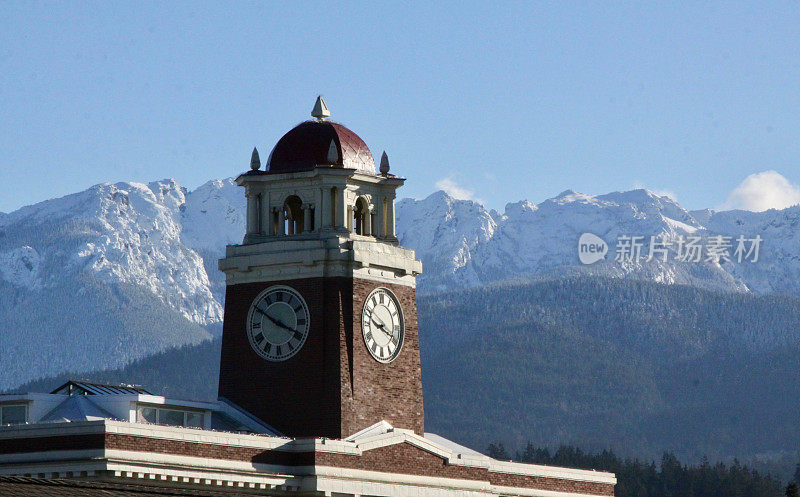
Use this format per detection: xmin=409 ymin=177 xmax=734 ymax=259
xmin=217 ymin=97 xmax=423 ymax=439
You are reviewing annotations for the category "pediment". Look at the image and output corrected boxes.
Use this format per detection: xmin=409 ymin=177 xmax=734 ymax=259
xmin=345 ymin=421 xmax=489 ymax=468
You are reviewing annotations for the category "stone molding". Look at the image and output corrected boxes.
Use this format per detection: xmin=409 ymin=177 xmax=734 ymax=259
xmin=219 ymin=236 xmax=422 ymax=287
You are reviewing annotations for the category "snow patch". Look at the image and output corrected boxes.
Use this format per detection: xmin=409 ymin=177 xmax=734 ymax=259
xmin=0 ymin=246 xmax=42 ymax=289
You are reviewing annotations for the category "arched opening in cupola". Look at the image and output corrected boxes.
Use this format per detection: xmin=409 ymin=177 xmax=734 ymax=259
xmin=354 ymin=197 xmax=368 ymax=235
xmin=283 ymin=195 xmax=304 ymax=235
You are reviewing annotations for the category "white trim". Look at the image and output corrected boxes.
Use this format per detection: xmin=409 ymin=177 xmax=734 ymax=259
xmin=0 ymin=420 xmax=615 ymax=490
xmin=489 ymin=461 xmax=616 ymax=485
xmin=0 ymin=449 xmax=105 ymax=465
xmin=315 ymin=465 xmax=490 ymax=490
xmin=219 ymin=235 xmax=422 ymax=288
xmin=345 ymin=420 xmax=394 ymax=441
xmin=104 ymin=448 xmax=304 ymax=477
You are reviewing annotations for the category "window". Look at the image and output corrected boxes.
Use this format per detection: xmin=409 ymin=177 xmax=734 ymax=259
xmin=185 ymin=411 xmax=203 ymax=428
xmin=137 ymin=406 xmax=205 ymax=428
xmin=140 ymin=407 xmax=157 ymax=424
xmin=354 ymin=198 xmax=367 ymax=235
xmin=281 ymin=195 xmax=303 ymax=235
xmin=0 ymin=404 xmax=27 ymax=425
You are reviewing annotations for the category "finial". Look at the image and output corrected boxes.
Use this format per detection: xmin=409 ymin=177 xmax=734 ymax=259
xmin=327 ymin=139 xmax=339 ymax=163
xmin=250 ymin=147 xmax=261 ymax=171
xmin=311 ymin=95 xmax=330 ymax=120
xmin=379 ymin=151 xmax=390 ymax=174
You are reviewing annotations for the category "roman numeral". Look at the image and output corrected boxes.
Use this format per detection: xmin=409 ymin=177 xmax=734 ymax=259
xmin=254 ymin=332 xmax=264 ymax=342
xmin=276 ymin=345 xmax=282 ymax=356
xmin=365 ymin=331 xmax=373 ymax=342
xmin=379 ymin=347 xmax=385 ymax=358
xmin=297 ymin=318 xmax=306 ymax=326
xmin=371 ymin=296 xmax=377 ymax=307
xmin=264 ymin=342 xmax=272 ymax=353
xmin=293 ymin=330 xmax=304 ymax=341
xmin=252 ymin=322 xmax=261 ymax=329
xmin=276 ymin=292 xmax=283 ymax=302
xmin=379 ymin=293 xmax=385 ymax=304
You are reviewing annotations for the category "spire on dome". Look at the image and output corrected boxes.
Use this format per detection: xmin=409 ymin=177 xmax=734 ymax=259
xmin=250 ymin=147 xmax=261 ymax=170
xmin=311 ymin=95 xmax=330 ymax=120
xmin=379 ymin=151 xmax=390 ymax=174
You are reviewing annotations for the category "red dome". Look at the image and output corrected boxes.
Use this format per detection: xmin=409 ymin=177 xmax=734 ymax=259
xmin=266 ymin=120 xmax=376 ymax=175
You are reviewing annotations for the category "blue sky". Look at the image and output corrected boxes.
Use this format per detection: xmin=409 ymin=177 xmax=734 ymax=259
xmin=2 ymin=2 xmax=800 ymax=213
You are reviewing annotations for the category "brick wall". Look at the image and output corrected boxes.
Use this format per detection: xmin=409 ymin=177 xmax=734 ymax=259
xmin=217 ymin=276 xmax=424 ymax=439
xmin=218 ymin=278 xmax=342 ymax=438
xmin=343 ymin=280 xmax=424 ymax=436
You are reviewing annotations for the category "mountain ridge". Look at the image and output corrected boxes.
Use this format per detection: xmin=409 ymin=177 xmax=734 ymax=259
xmin=397 ymin=187 xmax=800 ymax=295
xmin=1 ymin=177 xmax=799 ymax=389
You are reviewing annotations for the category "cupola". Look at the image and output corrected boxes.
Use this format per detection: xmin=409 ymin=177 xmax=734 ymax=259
xmin=238 ymin=97 xmax=403 ymax=245
xmin=265 ymin=96 xmax=376 ymax=175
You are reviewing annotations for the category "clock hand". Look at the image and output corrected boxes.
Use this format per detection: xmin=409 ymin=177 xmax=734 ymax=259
xmin=255 ymin=307 xmax=295 ymax=332
xmin=371 ymin=317 xmax=393 ymax=338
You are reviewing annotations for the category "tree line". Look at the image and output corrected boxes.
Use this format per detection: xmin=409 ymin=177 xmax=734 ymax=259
xmin=487 ymin=443 xmax=798 ymax=497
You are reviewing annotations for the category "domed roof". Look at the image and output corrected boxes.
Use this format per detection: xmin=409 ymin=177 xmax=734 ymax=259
xmin=266 ymin=119 xmax=376 ymax=175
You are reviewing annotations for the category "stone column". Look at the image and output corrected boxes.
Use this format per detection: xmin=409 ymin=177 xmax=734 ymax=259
xmin=375 ymin=199 xmax=384 ymax=238
xmin=388 ymin=197 xmax=396 ymax=238
xmin=365 ymin=207 xmax=372 ymax=236
xmin=313 ymin=201 xmax=322 ymax=232
xmin=381 ymin=198 xmax=389 ymax=237
xmin=338 ymin=189 xmax=348 ymax=230
xmin=246 ymin=191 xmax=258 ymax=236
xmin=303 ymin=204 xmax=312 ymax=232
xmin=346 ymin=206 xmax=353 ymax=232
xmin=278 ymin=205 xmax=286 ymax=235
xmin=259 ymin=191 xmax=270 ymax=235
xmin=320 ymin=188 xmax=330 ymax=228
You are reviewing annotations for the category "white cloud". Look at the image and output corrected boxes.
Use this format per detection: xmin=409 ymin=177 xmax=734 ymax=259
xmin=721 ymin=170 xmax=800 ymax=212
xmin=435 ymin=177 xmax=480 ymax=203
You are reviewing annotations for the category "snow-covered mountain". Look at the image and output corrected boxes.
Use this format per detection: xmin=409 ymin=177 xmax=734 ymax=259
xmin=0 ymin=179 xmax=242 ymax=389
xmin=0 ymin=179 xmax=232 ymax=324
xmin=1 ymin=178 xmax=799 ymax=389
xmin=397 ymin=189 xmax=800 ymax=295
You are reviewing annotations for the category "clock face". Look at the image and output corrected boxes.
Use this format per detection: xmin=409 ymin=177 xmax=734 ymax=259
xmin=362 ymin=287 xmax=404 ymax=363
xmin=246 ymin=286 xmax=310 ymax=362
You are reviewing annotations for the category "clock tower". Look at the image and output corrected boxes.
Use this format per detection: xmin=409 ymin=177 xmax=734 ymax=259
xmin=217 ymin=97 xmax=424 ymax=439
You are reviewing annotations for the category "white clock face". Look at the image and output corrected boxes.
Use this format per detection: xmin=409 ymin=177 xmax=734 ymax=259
xmin=246 ymin=286 xmax=310 ymax=362
xmin=362 ymin=288 xmax=404 ymax=363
